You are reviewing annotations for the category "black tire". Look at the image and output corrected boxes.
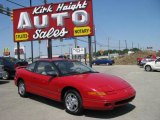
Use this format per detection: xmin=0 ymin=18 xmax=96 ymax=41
xmin=145 ymin=65 xmax=152 ymax=72
xmin=2 ymin=71 xmax=9 ymax=80
xmin=64 ymin=89 xmax=83 ymax=115
xmin=18 ymin=80 xmax=27 ymax=97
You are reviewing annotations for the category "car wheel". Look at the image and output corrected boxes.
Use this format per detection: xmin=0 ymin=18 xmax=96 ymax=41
xmin=64 ymin=90 xmax=83 ymax=115
xmin=18 ymin=80 xmax=27 ymax=97
xmin=2 ymin=71 xmax=9 ymax=80
xmin=145 ymin=65 xmax=152 ymax=72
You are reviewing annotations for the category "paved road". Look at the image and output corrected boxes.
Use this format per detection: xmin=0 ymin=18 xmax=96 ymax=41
xmin=0 ymin=65 xmax=160 ymax=120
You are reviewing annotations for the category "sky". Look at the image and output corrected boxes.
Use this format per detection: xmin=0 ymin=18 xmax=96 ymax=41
xmin=0 ymin=0 xmax=160 ymax=58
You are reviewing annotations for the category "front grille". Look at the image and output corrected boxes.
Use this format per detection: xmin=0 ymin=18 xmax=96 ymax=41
xmin=115 ymin=96 xmax=135 ymax=105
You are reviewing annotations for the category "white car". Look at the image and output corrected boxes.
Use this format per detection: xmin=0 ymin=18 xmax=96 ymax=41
xmin=144 ymin=58 xmax=160 ymax=71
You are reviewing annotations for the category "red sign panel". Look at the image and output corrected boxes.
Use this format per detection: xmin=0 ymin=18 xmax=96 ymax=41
xmin=14 ymin=48 xmax=24 ymax=55
xmin=13 ymin=0 xmax=94 ymax=42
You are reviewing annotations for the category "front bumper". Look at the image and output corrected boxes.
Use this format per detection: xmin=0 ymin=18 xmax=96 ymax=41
xmin=83 ymin=87 xmax=136 ymax=110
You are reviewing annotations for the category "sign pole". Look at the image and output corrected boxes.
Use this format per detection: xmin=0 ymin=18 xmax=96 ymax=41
xmin=17 ymin=42 xmax=20 ymax=60
xmin=85 ymin=48 xmax=87 ymax=65
xmin=47 ymin=39 xmax=52 ymax=59
xmin=88 ymin=36 xmax=92 ymax=67
xmin=29 ymin=0 xmax=34 ymax=63
xmin=44 ymin=0 xmax=52 ymax=59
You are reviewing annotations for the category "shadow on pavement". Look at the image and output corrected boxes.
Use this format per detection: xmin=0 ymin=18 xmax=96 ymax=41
xmin=28 ymin=94 xmax=64 ymax=110
xmin=0 ymin=80 xmax=10 ymax=85
xmin=84 ymin=104 xmax=136 ymax=119
xmin=26 ymin=93 xmax=135 ymax=117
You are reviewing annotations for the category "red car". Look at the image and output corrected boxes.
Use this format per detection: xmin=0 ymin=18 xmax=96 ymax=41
xmin=14 ymin=59 xmax=136 ymax=115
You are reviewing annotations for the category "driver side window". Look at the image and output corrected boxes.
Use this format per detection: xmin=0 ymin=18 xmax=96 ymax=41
xmin=35 ymin=62 xmax=57 ymax=75
xmin=26 ymin=62 xmax=36 ymax=72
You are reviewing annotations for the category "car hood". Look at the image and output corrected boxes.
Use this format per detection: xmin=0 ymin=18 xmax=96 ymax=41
xmin=64 ymin=73 xmax=131 ymax=91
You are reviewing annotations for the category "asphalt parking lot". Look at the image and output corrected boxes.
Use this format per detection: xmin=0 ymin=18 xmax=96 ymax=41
xmin=0 ymin=65 xmax=160 ymax=120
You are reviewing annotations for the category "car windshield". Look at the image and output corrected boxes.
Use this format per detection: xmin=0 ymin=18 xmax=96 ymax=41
xmin=54 ymin=61 xmax=98 ymax=75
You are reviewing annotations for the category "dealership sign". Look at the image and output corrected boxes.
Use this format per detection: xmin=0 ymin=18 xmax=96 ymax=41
xmin=72 ymin=48 xmax=85 ymax=55
xmin=13 ymin=0 xmax=94 ymax=42
xmin=3 ymin=48 xmax=10 ymax=56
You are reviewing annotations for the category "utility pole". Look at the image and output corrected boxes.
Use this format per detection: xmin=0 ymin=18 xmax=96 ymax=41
xmin=94 ymin=25 xmax=97 ymax=58
xmin=119 ymin=40 xmax=120 ymax=55
xmin=108 ymin=37 xmax=110 ymax=58
xmin=132 ymin=42 xmax=133 ymax=49
xmin=125 ymin=40 xmax=127 ymax=49
xmin=3 ymin=1 xmax=26 ymax=60
xmin=94 ymin=35 xmax=96 ymax=57
xmin=74 ymin=37 xmax=77 ymax=59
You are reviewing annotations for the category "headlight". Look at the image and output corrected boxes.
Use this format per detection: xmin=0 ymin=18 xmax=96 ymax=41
xmin=88 ymin=91 xmax=107 ymax=96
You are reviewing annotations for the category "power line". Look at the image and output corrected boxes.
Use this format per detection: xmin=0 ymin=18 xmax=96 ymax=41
xmin=6 ymin=0 xmax=26 ymax=7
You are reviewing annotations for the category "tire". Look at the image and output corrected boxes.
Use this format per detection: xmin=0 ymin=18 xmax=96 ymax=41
xmin=145 ymin=65 xmax=152 ymax=72
xmin=2 ymin=71 xmax=9 ymax=80
xmin=18 ymin=80 xmax=27 ymax=97
xmin=64 ymin=90 xmax=83 ymax=115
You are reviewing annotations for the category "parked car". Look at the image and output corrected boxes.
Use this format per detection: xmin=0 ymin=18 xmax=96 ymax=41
xmin=14 ymin=59 xmax=135 ymax=115
xmin=0 ymin=65 xmax=4 ymax=78
xmin=92 ymin=58 xmax=114 ymax=65
xmin=139 ymin=59 xmax=154 ymax=67
xmin=137 ymin=54 xmax=156 ymax=65
xmin=144 ymin=58 xmax=160 ymax=72
xmin=0 ymin=57 xmax=28 ymax=80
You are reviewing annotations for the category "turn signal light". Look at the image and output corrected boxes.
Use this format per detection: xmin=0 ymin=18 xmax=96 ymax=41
xmin=88 ymin=92 xmax=107 ymax=96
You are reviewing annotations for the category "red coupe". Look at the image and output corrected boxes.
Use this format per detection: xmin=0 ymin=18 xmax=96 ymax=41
xmin=14 ymin=59 xmax=136 ymax=115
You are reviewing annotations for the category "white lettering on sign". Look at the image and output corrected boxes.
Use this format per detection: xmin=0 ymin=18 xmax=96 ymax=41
xmin=34 ymin=15 xmax=49 ymax=28
xmin=17 ymin=12 xmax=33 ymax=30
xmin=51 ymin=12 xmax=69 ymax=26
xmin=32 ymin=5 xmax=53 ymax=15
xmin=17 ymin=10 xmax=89 ymax=30
xmin=72 ymin=48 xmax=85 ymax=55
xmin=33 ymin=27 xmax=68 ymax=39
xmin=56 ymin=1 xmax=88 ymax=12
xmin=72 ymin=10 xmax=89 ymax=26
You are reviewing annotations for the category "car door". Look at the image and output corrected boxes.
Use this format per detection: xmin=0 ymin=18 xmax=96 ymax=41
xmin=155 ymin=58 xmax=160 ymax=70
xmin=33 ymin=61 xmax=60 ymax=100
